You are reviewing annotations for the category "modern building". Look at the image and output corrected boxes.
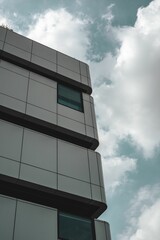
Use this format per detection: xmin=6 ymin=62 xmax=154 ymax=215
xmin=0 ymin=26 xmax=111 ymax=240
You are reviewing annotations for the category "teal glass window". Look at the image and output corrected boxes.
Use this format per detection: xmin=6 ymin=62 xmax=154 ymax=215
xmin=58 ymin=84 xmax=83 ymax=112
xmin=58 ymin=212 xmax=94 ymax=240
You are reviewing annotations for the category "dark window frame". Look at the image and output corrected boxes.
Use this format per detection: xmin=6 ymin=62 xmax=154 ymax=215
xmin=57 ymin=84 xmax=84 ymax=112
xmin=58 ymin=211 xmax=96 ymax=240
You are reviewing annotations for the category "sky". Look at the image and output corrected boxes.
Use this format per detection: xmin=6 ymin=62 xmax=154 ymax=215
xmin=0 ymin=0 xmax=160 ymax=239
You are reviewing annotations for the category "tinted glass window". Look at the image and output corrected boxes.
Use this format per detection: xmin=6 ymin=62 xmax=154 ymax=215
xmin=58 ymin=84 xmax=83 ymax=112
xmin=59 ymin=212 xmax=94 ymax=240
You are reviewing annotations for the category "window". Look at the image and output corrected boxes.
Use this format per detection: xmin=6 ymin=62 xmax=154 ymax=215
xmin=57 ymin=84 xmax=83 ymax=112
xmin=58 ymin=212 xmax=94 ymax=240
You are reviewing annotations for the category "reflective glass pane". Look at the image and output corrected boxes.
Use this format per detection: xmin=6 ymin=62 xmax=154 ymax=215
xmin=59 ymin=212 xmax=94 ymax=240
xmin=58 ymin=84 xmax=83 ymax=112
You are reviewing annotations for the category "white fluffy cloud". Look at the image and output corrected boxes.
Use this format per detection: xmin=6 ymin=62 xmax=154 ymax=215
xmin=119 ymin=184 xmax=160 ymax=240
xmin=103 ymin=156 xmax=137 ymax=193
xmin=94 ymin=0 xmax=160 ymax=159
xmin=27 ymin=8 xmax=89 ymax=60
xmin=0 ymin=16 xmax=10 ymax=26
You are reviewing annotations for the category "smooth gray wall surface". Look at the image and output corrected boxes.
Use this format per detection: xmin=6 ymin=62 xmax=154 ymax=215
xmin=0 ymin=120 xmax=105 ymax=203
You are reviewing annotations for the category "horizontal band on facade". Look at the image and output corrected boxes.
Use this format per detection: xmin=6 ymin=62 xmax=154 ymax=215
xmin=0 ymin=50 xmax=92 ymax=94
xmin=0 ymin=105 xmax=99 ymax=150
xmin=0 ymin=174 xmax=107 ymax=219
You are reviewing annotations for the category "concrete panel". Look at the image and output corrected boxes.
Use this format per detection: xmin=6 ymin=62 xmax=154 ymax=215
xmin=0 ymin=120 xmax=23 ymax=161
xmin=22 ymin=129 xmax=57 ymax=172
xmin=0 ymin=26 xmax=7 ymax=41
xmin=0 ymin=157 xmax=19 ymax=178
xmin=96 ymin=153 xmax=105 ymax=187
xmin=58 ymin=115 xmax=86 ymax=135
xmin=82 ymin=93 xmax=90 ymax=102
xmin=86 ymin=64 xmax=91 ymax=87
xmin=32 ymin=41 xmax=57 ymax=63
xmin=30 ymin=72 xmax=57 ymax=88
xmin=94 ymin=220 xmax=107 ymax=240
xmin=91 ymin=185 xmax=102 ymax=202
xmin=88 ymin=150 xmax=100 ymax=185
xmin=58 ymin=175 xmax=91 ymax=199
xmin=26 ymin=104 xmax=57 ymax=124
xmin=20 ymin=164 xmax=57 ymax=189
xmin=4 ymin=43 xmax=31 ymax=61
xmin=95 ymin=220 xmax=111 ymax=240
xmin=27 ymin=79 xmax=57 ymax=113
xmin=14 ymin=200 xmax=57 ymax=240
xmin=0 ymin=93 xmax=26 ymax=113
xmin=57 ymin=65 xmax=81 ymax=82
xmin=94 ymin=127 xmax=99 ymax=140
xmin=58 ymin=103 xmax=84 ymax=123
xmin=86 ymin=125 xmax=94 ymax=138
xmin=5 ymin=30 xmax=32 ymax=52
xmin=91 ymin=100 xmax=97 ymax=129
xmin=0 ymin=67 xmax=28 ymax=101
xmin=80 ymin=62 xmax=88 ymax=77
xmin=58 ymin=52 xmax=80 ymax=73
xmin=0 ymin=195 xmax=16 ymax=240
xmin=84 ymin=100 xmax=93 ymax=127
xmin=81 ymin=75 xmax=88 ymax=85
xmin=0 ymin=40 xmax=3 ymax=50
xmin=31 ymin=54 xmax=56 ymax=72
xmin=58 ymin=140 xmax=89 ymax=182
xmin=0 ymin=60 xmax=29 ymax=77
xmin=101 ymin=187 xmax=106 ymax=203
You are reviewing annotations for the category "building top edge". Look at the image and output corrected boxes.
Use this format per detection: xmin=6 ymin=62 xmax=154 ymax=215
xmin=0 ymin=26 xmax=92 ymax=90
xmin=0 ymin=26 xmax=89 ymax=66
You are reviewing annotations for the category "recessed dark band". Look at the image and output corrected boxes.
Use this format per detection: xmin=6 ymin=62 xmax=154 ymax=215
xmin=0 ymin=174 xmax=107 ymax=218
xmin=0 ymin=50 xmax=92 ymax=94
xmin=0 ymin=106 xmax=99 ymax=150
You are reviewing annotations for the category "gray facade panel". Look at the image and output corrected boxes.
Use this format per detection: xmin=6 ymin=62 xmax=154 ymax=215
xmin=32 ymin=41 xmax=57 ymax=63
xmin=0 ymin=26 xmax=7 ymax=41
xmin=27 ymin=79 xmax=57 ymax=113
xmin=57 ymin=65 xmax=81 ymax=82
xmin=22 ymin=129 xmax=57 ymax=172
xmin=29 ymin=71 xmax=57 ymax=88
xmin=58 ymin=140 xmax=89 ymax=182
xmin=0 ymin=59 xmax=29 ymax=77
xmin=4 ymin=43 xmax=31 ymax=61
xmin=0 ymin=120 xmax=23 ymax=161
xmin=0 ymin=195 xmax=16 ymax=240
xmin=0 ymin=93 xmax=26 ymax=113
xmin=5 ymin=30 xmax=32 ymax=52
xmin=58 ymin=114 xmax=86 ymax=135
xmin=31 ymin=54 xmax=56 ymax=72
xmin=58 ymin=174 xmax=92 ymax=199
xmin=26 ymin=103 xmax=57 ymax=124
xmin=0 ymin=157 xmax=19 ymax=178
xmin=0 ymin=67 xmax=28 ymax=101
xmin=0 ymin=40 xmax=3 ymax=50
xmin=14 ymin=200 xmax=57 ymax=240
xmin=20 ymin=163 xmax=57 ymax=189
xmin=58 ymin=52 xmax=80 ymax=73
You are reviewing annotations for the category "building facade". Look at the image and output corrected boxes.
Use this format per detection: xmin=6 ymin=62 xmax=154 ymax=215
xmin=0 ymin=26 xmax=111 ymax=240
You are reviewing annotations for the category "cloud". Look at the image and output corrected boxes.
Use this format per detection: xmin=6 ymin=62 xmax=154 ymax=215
xmin=102 ymin=156 xmax=137 ymax=193
xmin=0 ymin=16 xmax=10 ymax=26
xmin=27 ymin=8 xmax=90 ymax=60
xmin=0 ymin=9 xmax=20 ymax=31
xmin=118 ymin=184 xmax=160 ymax=240
xmin=93 ymin=0 xmax=160 ymax=158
